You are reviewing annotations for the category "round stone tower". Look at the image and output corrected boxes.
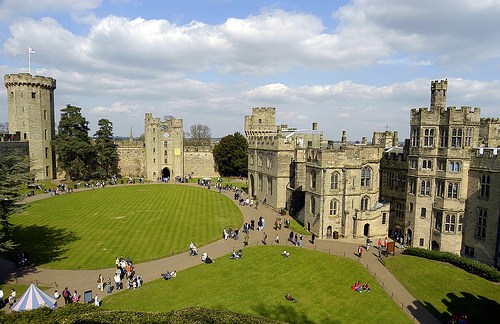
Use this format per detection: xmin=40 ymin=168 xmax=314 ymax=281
xmin=4 ymin=73 xmax=57 ymax=180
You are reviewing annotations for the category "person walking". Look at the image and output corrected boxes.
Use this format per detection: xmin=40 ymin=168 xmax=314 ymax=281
xmin=311 ymin=233 xmax=316 ymax=244
xmin=263 ymin=232 xmax=268 ymax=245
xmin=357 ymin=245 xmax=363 ymax=258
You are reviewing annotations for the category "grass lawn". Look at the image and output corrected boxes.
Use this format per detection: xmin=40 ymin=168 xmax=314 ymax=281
xmin=4 ymin=184 xmax=242 ymax=270
xmin=384 ymin=255 xmax=500 ymax=323
xmin=103 ymin=245 xmax=411 ymax=324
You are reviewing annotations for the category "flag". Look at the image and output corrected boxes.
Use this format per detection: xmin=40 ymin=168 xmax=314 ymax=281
xmin=29 ymin=47 xmax=36 ymax=54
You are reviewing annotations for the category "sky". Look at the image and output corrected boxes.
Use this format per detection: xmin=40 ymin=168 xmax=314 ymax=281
xmin=1 ymin=0 xmax=499 ymax=141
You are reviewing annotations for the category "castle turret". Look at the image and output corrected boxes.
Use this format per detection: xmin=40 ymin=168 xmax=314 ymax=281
xmin=430 ymin=79 xmax=447 ymax=111
xmin=4 ymin=73 xmax=57 ymax=180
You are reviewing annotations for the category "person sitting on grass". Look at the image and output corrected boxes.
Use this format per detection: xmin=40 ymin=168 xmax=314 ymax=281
xmin=362 ymin=282 xmax=371 ymax=292
xmin=281 ymin=250 xmax=290 ymax=257
xmin=351 ymin=281 xmax=362 ymax=293
xmin=161 ymin=271 xmax=177 ymax=280
xmin=201 ymin=252 xmax=214 ymax=264
xmin=230 ymin=249 xmax=243 ymax=259
xmin=285 ymin=292 xmax=297 ymax=303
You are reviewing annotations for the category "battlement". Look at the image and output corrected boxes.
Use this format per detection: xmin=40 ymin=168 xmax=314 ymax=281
xmin=481 ymin=117 xmax=500 ymax=123
xmin=4 ymin=73 xmax=56 ymax=90
xmin=430 ymin=79 xmax=448 ymax=91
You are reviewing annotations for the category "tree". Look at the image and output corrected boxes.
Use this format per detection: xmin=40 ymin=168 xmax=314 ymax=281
xmin=185 ymin=123 xmax=212 ymax=146
xmin=0 ymin=151 xmax=31 ymax=252
xmin=94 ymin=119 xmax=119 ymax=179
xmin=213 ymin=132 xmax=248 ymax=177
xmin=0 ymin=122 xmax=8 ymax=133
xmin=52 ymin=105 xmax=96 ymax=179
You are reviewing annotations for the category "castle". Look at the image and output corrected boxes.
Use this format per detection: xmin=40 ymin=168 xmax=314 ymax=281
xmin=2 ymin=73 xmax=219 ymax=182
xmin=245 ymin=80 xmax=500 ymax=268
xmin=3 ymin=73 xmax=499 ymax=268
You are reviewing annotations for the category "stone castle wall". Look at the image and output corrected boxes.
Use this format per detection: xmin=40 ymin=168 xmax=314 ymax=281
xmin=116 ymin=140 xmax=146 ymax=177
xmin=184 ymin=148 xmax=219 ymax=178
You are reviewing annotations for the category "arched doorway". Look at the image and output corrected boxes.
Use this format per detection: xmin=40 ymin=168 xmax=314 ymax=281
xmin=326 ymin=226 xmax=333 ymax=239
xmin=162 ymin=167 xmax=171 ymax=181
xmin=363 ymin=223 xmax=370 ymax=237
xmin=406 ymin=229 xmax=412 ymax=246
xmin=249 ymin=174 xmax=255 ymax=198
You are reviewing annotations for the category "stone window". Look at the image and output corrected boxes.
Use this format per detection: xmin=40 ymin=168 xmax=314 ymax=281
xmin=444 ymin=214 xmax=456 ymax=232
xmin=311 ymin=169 xmax=317 ymax=190
xmin=361 ymin=196 xmax=370 ymax=211
xmin=329 ymin=199 xmax=338 ymax=216
xmin=410 ymin=128 xmax=420 ymax=147
xmin=330 ymin=172 xmax=339 ymax=190
xmin=45 ymin=166 xmax=49 ymax=177
xmin=476 ymin=208 xmax=487 ymax=239
xmin=408 ymin=202 xmax=413 ymax=213
xmin=420 ymin=180 xmax=431 ymax=196
xmin=449 ymin=161 xmax=461 ymax=172
xmin=464 ymin=246 xmax=474 ymax=257
xmin=419 ymin=238 xmax=424 ymax=247
xmin=31 ymin=92 xmax=36 ymax=98
xmin=45 ymin=147 xmax=48 ymax=159
xmin=410 ymin=158 xmax=417 ymax=169
xmin=44 ymin=110 xmax=47 ymax=121
xmin=266 ymin=156 xmax=271 ymax=169
xmin=420 ymin=207 xmax=426 ymax=218
xmin=310 ymin=196 xmax=316 ymax=215
xmin=361 ymin=167 xmax=371 ymax=187
xmin=435 ymin=212 xmax=442 ymax=230
xmin=447 ymin=182 xmax=459 ymax=199
xmin=267 ymin=176 xmax=273 ymax=195
xmin=458 ymin=214 xmax=463 ymax=232
xmin=438 ymin=159 xmax=446 ymax=171
xmin=464 ymin=127 xmax=473 ymax=147
xmin=258 ymin=174 xmax=263 ymax=191
xmin=423 ymin=128 xmax=434 ymax=147
xmin=382 ymin=212 xmax=387 ymax=225
xmin=436 ymin=180 xmax=445 ymax=198
xmin=395 ymin=203 xmax=404 ymax=219
xmin=439 ymin=127 xmax=448 ymax=147
xmin=409 ymin=178 xmax=417 ymax=195
xmin=422 ymin=159 xmax=432 ymax=170
xmin=451 ymin=128 xmax=462 ymax=148
xmin=480 ymin=174 xmax=490 ymax=198
xmin=44 ymin=129 xmax=48 ymax=140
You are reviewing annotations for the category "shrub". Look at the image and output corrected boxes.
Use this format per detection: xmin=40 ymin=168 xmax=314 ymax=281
xmin=0 ymin=304 xmax=285 ymax=324
xmin=402 ymin=247 xmax=500 ymax=282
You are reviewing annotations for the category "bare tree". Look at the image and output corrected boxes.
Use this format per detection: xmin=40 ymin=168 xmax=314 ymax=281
xmin=185 ymin=124 xmax=212 ymax=146
xmin=0 ymin=122 xmax=8 ymax=133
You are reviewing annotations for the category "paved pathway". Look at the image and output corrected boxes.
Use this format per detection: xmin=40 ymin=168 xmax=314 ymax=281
xmin=0 ymin=184 xmax=439 ymax=323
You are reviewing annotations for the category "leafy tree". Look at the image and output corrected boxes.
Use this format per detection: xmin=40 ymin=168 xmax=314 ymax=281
xmin=0 ymin=151 xmax=31 ymax=252
xmin=52 ymin=105 xmax=96 ymax=180
xmin=213 ymin=132 xmax=248 ymax=177
xmin=94 ymin=119 xmax=119 ymax=179
xmin=185 ymin=123 xmax=212 ymax=146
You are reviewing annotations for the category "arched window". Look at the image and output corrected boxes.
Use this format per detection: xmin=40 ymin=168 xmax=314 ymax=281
xmin=330 ymin=199 xmax=339 ymax=215
xmin=331 ymin=172 xmax=339 ymax=189
xmin=361 ymin=196 xmax=370 ymax=211
xmin=420 ymin=180 xmax=431 ymax=196
xmin=310 ymin=196 xmax=316 ymax=215
xmin=361 ymin=167 xmax=371 ymax=187
xmin=311 ymin=170 xmax=317 ymax=190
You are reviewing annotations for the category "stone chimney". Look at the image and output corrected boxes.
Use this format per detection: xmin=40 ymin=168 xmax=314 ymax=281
xmin=341 ymin=130 xmax=347 ymax=144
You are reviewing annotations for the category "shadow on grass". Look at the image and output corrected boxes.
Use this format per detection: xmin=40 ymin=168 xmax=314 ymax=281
xmin=420 ymin=291 xmax=500 ymax=323
xmin=0 ymin=224 xmax=79 ymax=283
xmin=252 ymin=303 xmax=335 ymax=324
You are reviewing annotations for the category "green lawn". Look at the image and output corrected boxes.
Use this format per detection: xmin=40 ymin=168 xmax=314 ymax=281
xmin=103 ymin=245 xmax=411 ymax=324
xmin=384 ymin=255 xmax=500 ymax=323
xmin=4 ymin=184 xmax=242 ymax=270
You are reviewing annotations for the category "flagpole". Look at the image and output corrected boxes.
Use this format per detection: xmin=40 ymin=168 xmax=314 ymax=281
xmin=28 ymin=47 xmax=31 ymax=74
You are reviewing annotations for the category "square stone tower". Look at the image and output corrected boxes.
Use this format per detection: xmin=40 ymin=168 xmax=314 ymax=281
xmin=4 ymin=73 xmax=57 ymax=180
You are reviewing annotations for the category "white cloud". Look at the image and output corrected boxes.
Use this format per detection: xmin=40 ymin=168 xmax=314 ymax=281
xmin=0 ymin=0 xmax=101 ymax=22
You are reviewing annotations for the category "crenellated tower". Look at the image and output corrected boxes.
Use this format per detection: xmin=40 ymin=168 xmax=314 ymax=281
xmin=4 ymin=73 xmax=57 ymax=180
xmin=430 ymin=79 xmax=447 ymax=111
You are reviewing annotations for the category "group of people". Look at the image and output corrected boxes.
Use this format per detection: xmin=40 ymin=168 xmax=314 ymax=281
xmin=0 ymin=288 xmax=16 ymax=308
xmin=223 ymin=227 xmax=239 ymax=240
xmin=288 ymin=230 xmax=303 ymax=247
xmin=161 ymin=270 xmax=177 ymax=280
xmin=113 ymin=256 xmax=143 ymax=292
xmin=351 ymin=281 xmax=371 ymax=293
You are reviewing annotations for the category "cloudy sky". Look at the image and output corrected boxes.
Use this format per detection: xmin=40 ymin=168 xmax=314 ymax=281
xmin=1 ymin=0 xmax=499 ymax=140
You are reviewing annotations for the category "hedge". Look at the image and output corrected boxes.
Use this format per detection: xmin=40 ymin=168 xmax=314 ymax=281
xmin=0 ymin=304 xmax=285 ymax=324
xmin=402 ymin=247 xmax=500 ymax=282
